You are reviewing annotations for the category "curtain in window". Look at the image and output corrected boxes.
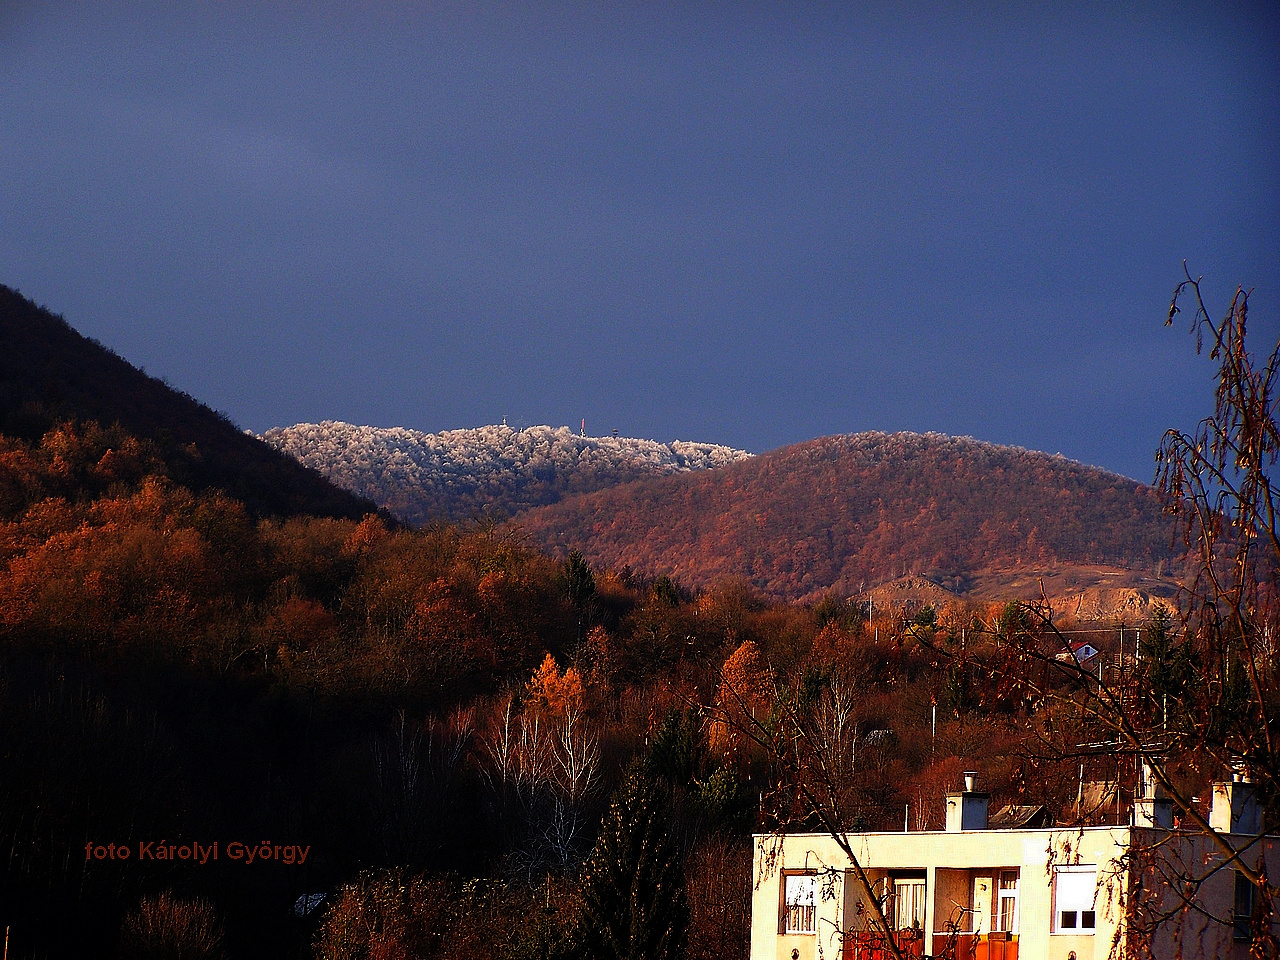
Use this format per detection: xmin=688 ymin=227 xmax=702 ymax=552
xmin=894 ymin=879 xmax=926 ymax=932
xmin=785 ymin=874 xmax=816 ymax=934
xmin=1054 ymin=867 xmax=1096 ymax=932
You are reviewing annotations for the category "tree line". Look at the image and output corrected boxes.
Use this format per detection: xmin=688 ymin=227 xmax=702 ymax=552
xmin=0 ymin=416 xmax=1098 ymax=958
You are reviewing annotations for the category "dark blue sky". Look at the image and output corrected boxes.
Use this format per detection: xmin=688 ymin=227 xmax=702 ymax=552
xmin=2 ymin=1 xmax=1277 ymax=481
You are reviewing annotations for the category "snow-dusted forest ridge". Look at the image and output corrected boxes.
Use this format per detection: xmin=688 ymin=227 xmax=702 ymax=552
xmin=259 ymin=421 xmax=752 ymax=525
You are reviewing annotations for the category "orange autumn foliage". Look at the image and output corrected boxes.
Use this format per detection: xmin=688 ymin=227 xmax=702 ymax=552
xmin=708 ymin=638 xmax=771 ymax=761
xmin=524 ymin=652 xmax=586 ymax=719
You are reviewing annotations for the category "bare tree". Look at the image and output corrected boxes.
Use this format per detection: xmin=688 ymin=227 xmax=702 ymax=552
xmin=924 ymin=268 xmax=1280 ymax=957
xmin=726 ymin=270 xmax=1279 ymax=960
xmin=1156 ymin=267 xmax=1279 ymax=808
xmin=714 ymin=668 xmax=912 ymax=960
xmin=480 ymin=694 xmax=601 ymax=877
xmin=120 ymin=891 xmax=225 ymax=960
xmin=686 ymin=834 xmax=752 ymax=960
xmin=370 ymin=709 xmax=473 ymax=866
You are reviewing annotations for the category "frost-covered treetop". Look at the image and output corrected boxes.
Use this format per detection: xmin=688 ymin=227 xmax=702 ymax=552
xmin=258 ymin=421 xmax=752 ymax=525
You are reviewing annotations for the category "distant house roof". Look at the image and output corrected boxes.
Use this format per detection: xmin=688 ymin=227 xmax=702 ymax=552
xmin=1055 ymin=641 xmax=1100 ymax=665
xmin=1071 ymin=641 xmax=1100 ymax=662
xmin=294 ymin=893 xmax=327 ymax=918
xmin=988 ymin=803 xmax=1053 ymax=829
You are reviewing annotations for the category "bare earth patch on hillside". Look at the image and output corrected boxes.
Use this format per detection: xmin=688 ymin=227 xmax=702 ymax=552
xmin=867 ymin=563 xmax=1179 ymax=623
xmin=965 ymin=562 xmax=1178 ymax=620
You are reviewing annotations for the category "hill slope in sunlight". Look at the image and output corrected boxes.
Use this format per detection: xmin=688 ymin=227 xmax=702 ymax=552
xmin=514 ymin=431 xmax=1176 ymax=602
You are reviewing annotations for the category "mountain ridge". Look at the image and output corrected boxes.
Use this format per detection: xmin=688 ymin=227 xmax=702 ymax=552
xmin=259 ymin=420 xmax=751 ymax=525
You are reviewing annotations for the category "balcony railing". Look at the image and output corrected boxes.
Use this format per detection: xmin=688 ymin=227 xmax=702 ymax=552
xmin=843 ymin=931 xmax=1018 ymax=960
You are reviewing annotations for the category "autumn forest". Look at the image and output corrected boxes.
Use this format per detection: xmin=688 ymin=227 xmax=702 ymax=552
xmin=1 ymin=284 xmax=1275 ymax=959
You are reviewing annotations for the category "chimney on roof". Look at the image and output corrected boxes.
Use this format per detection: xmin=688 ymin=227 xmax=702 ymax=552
xmin=1210 ymin=766 xmax=1262 ymax=835
xmin=946 ymin=771 xmax=989 ymax=831
xmin=1133 ymin=760 xmax=1173 ymax=829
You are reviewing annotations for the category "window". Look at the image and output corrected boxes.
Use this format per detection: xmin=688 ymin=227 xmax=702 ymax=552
xmin=784 ymin=874 xmax=816 ymax=934
xmin=893 ymin=878 xmax=927 ymax=932
xmin=996 ymin=870 xmax=1019 ymax=933
xmin=1234 ymin=871 xmax=1256 ymax=942
xmin=1054 ymin=866 xmax=1096 ymax=933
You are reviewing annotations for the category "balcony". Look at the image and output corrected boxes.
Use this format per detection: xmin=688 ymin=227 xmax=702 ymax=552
xmin=842 ymin=930 xmax=1017 ymax=960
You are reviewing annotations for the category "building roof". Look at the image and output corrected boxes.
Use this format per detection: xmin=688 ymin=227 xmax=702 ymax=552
xmin=988 ymin=803 xmax=1053 ymax=829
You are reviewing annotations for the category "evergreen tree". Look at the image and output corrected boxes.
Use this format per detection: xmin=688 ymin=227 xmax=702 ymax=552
xmin=564 ymin=550 xmax=596 ymax=609
xmin=564 ymin=550 xmax=596 ymax=643
xmin=572 ymin=764 xmax=688 ymax=960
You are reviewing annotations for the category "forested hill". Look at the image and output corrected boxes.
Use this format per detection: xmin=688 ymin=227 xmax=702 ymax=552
xmin=515 ymin=431 xmax=1177 ymax=601
xmin=259 ymin=420 xmax=751 ymax=524
xmin=0 ymin=285 xmax=375 ymax=520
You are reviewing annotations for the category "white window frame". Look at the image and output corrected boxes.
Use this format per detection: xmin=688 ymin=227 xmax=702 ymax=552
xmin=996 ymin=870 xmax=1019 ymax=934
xmin=783 ymin=873 xmax=817 ymax=934
xmin=893 ymin=877 xmax=927 ymax=933
xmin=1053 ymin=865 xmax=1097 ymax=934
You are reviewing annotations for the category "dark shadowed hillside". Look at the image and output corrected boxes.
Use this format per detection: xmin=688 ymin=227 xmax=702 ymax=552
xmin=0 ymin=285 xmax=375 ymax=520
xmin=515 ymin=431 xmax=1178 ymax=601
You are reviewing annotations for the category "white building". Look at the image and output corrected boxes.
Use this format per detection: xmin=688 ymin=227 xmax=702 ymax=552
xmin=750 ymin=774 xmax=1278 ymax=960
